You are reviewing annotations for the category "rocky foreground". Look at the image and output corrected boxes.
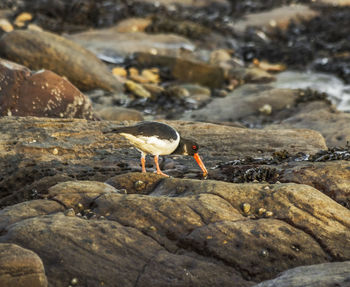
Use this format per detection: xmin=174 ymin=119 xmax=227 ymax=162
xmin=0 ymin=0 xmax=350 ymax=287
xmin=0 ymin=117 xmax=349 ymax=287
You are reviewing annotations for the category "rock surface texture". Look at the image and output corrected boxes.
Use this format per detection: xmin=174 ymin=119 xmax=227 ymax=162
xmin=0 ymin=117 xmax=349 ymax=286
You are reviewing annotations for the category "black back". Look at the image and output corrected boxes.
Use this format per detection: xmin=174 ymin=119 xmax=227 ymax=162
xmin=109 ymin=121 xmax=178 ymax=141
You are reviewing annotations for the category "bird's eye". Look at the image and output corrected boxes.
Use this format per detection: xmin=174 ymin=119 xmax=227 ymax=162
xmin=192 ymin=145 xmax=197 ymax=150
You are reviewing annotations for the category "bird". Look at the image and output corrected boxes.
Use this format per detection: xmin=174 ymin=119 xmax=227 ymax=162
xmin=105 ymin=121 xmax=208 ymax=177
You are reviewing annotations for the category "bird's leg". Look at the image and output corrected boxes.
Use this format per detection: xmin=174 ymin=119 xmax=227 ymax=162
xmin=154 ymin=155 xmax=169 ymax=177
xmin=141 ymin=152 xmax=146 ymax=173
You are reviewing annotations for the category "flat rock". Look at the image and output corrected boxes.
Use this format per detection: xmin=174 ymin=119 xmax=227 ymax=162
xmin=267 ymin=103 xmax=350 ymax=147
xmin=0 ymin=243 xmax=48 ymax=287
xmin=0 ymin=199 xmax=64 ymax=232
xmin=68 ymin=30 xmax=195 ymax=61
xmin=184 ymin=85 xmax=300 ymax=122
xmin=0 ymin=59 xmax=96 ymax=119
xmin=0 ymin=117 xmax=327 ymax=206
xmin=0 ymin=29 xmax=123 ymax=92
xmin=233 ymin=5 xmax=319 ymax=33
xmin=254 ymin=261 xmax=350 ymax=287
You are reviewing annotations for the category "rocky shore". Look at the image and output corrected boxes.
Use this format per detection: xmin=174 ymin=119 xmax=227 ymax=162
xmin=0 ymin=1 xmax=350 ymax=286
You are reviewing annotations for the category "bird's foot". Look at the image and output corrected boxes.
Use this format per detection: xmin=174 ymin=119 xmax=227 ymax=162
xmin=156 ymin=170 xmax=170 ymax=177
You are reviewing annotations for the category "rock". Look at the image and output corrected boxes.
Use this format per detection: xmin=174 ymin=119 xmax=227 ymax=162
xmin=0 ymin=243 xmax=48 ymax=287
xmin=318 ymin=0 xmax=350 ymax=6
xmin=0 ymin=117 xmax=327 ymax=206
xmin=140 ymin=0 xmax=230 ymax=7
xmin=14 ymin=12 xmax=33 ymax=27
xmin=135 ymin=53 xmax=226 ymax=89
xmin=125 ymin=80 xmax=152 ymax=98
xmin=106 ymin=172 xmax=166 ymax=195
xmin=151 ymin=178 xmax=350 ymax=260
xmin=268 ymin=102 xmax=350 ymax=147
xmin=95 ymin=106 xmax=144 ymax=122
xmin=0 ymin=59 xmax=96 ymax=119
xmin=68 ymin=30 xmax=195 ymax=61
xmin=0 ymin=199 xmax=64 ymax=232
xmin=0 ymin=29 xmax=123 ymax=92
xmin=0 ymin=213 xmax=252 ymax=287
xmin=47 ymin=180 xmax=118 ymax=208
xmin=233 ymin=5 xmax=319 ymax=33
xmin=185 ymin=85 xmax=299 ymax=122
xmin=254 ymin=261 xmax=350 ymax=287
xmin=280 ymin=161 xmax=350 ymax=208
xmin=114 ymin=18 xmax=152 ymax=33
xmin=0 ymin=18 xmax=13 ymax=32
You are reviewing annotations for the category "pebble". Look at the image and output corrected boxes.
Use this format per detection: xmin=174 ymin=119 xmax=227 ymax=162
xmin=265 ymin=211 xmax=274 ymax=217
xmin=64 ymin=208 xmax=75 ymax=217
xmin=261 ymin=249 xmax=269 ymax=257
xmin=52 ymin=148 xmax=59 ymax=155
xmin=0 ymin=19 xmax=13 ymax=32
xmin=134 ymin=180 xmax=146 ymax=191
xmin=242 ymin=203 xmax=251 ymax=214
xmin=125 ymin=80 xmax=151 ymax=98
xmin=258 ymin=208 xmax=266 ymax=216
xmin=71 ymin=277 xmax=78 ymax=285
xmin=259 ymin=104 xmax=272 ymax=115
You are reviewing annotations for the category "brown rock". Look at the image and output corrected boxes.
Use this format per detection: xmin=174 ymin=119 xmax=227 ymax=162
xmin=280 ymin=161 xmax=350 ymax=208
xmin=135 ymin=53 xmax=225 ymax=89
xmin=0 ymin=29 xmax=123 ymax=92
xmin=0 ymin=199 xmax=64 ymax=232
xmin=114 ymin=18 xmax=152 ymax=33
xmin=151 ymin=179 xmax=350 ymax=261
xmin=268 ymin=103 xmax=350 ymax=147
xmin=0 ymin=243 xmax=48 ymax=287
xmin=0 ymin=59 xmax=96 ymax=119
xmin=0 ymin=213 xmax=252 ymax=287
xmin=254 ymin=261 xmax=350 ymax=287
xmin=47 ymin=180 xmax=118 ymax=208
xmin=95 ymin=106 xmax=144 ymax=122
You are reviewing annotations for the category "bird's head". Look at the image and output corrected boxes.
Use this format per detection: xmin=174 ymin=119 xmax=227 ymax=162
xmin=173 ymin=138 xmax=208 ymax=177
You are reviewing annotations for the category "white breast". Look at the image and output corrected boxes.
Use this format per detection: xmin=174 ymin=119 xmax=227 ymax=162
xmin=120 ymin=131 xmax=180 ymax=155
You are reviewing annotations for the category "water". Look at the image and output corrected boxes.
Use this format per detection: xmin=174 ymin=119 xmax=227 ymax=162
xmin=273 ymin=71 xmax=350 ymax=112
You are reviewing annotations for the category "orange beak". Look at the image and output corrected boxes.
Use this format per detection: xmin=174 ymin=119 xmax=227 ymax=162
xmin=193 ymin=153 xmax=208 ymax=178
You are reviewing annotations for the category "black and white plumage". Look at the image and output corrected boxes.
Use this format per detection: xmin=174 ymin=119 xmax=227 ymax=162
xmin=106 ymin=121 xmax=208 ymax=177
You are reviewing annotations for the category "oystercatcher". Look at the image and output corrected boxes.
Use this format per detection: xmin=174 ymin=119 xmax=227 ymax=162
xmin=106 ymin=121 xmax=208 ymax=177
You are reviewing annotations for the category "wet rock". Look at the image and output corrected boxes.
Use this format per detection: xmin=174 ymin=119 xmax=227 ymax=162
xmin=0 ymin=199 xmax=64 ymax=232
xmin=0 ymin=59 xmax=96 ymax=119
xmin=0 ymin=243 xmax=48 ymax=287
xmin=95 ymin=106 xmax=144 ymax=122
xmin=0 ymin=29 xmax=123 ymax=92
xmin=0 ymin=213 xmax=251 ymax=287
xmin=68 ymin=29 xmax=195 ymax=61
xmin=185 ymin=85 xmax=299 ymax=123
xmin=47 ymin=180 xmax=118 ymax=209
xmin=254 ymin=261 xmax=350 ymax=287
xmin=233 ymin=5 xmax=318 ymax=34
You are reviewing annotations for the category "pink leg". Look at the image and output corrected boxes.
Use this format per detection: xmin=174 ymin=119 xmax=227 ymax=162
xmin=154 ymin=155 xmax=169 ymax=177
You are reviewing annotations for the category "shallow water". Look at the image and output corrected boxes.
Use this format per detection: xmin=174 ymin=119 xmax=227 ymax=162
xmin=273 ymin=71 xmax=350 ymax=112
